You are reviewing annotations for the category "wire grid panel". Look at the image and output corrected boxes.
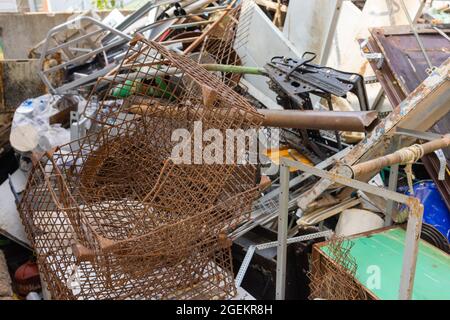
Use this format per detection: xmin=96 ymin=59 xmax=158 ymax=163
xmin=20 ymin=38 xmax=264 ymax=299
xmin=308 ymin=237 xmax=368 ymax=300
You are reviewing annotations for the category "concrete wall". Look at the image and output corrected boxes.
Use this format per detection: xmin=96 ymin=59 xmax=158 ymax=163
xmin=0 ymin=11 xmax=129 ymax=59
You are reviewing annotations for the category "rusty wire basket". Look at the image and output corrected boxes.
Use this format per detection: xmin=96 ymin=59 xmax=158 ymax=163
xmin=19 ymin=37 xmax=263 ymax=299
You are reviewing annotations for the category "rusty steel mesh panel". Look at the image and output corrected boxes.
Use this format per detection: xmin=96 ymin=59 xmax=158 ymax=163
xmin=308 ymin=237 xmax=368 ymax=300
xmin=19 ymin=38 xmax=263 ymax=300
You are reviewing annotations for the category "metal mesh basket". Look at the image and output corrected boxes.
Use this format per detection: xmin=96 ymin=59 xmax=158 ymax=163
xmin=19 ymin=38 xmax=263 ymax=300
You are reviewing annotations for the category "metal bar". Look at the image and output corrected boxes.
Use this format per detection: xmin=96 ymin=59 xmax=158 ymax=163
xmin=320 ymin=0 xmax=343 ymax=65
xmin=131 ymin=104 xmax=378 ymax=132
xmin=259 ymin=109 xmax=378 ymax=132
xmin=413 ymin=0 xmax=427 ymax=23
xmin=264 ymin=230 xmax=333 ymax=250
xmin=395 ymin=127 xmax=443 ymax=141
xmin=385 ymin=136 xmax=401 ymax=226
xmin=46 ymin=29 xmax=105 ymax=55
xmin=170 ymin=20 xmax=214 ymax=29
xmin=160 ymin=36 xmax=200 ymax=45
xmin=54 ymin=65 xmax=116 ymax=94
xmin=275 ymin=164 xmax=290 ymax=300
xmin=235 ymin=245 xmax=256 ymax=287
xmin=282 ymin=158 xmax=411 ymax=205
xmin=432 ymin=26 xmax=450 ymax=43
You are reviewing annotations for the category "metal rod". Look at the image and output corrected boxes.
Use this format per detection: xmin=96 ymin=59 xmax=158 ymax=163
xmin=170 ymin=20 xmax=214 ymax=29
xmin=283 ymin=158 xmax=411 ymax=204
xmin=183 ymin=0 xmax=238 ymax=54
xmin=275 ymin=164 xmax=290 ymax=300
xmin=131 ymin=104 xmax=378 ymax=132
xmin=235 ymin=230 xmax=332 ymax=288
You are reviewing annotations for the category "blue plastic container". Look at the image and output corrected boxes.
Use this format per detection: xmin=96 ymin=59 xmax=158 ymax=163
xmin=409 ymin=181 xmax=450 ymax=242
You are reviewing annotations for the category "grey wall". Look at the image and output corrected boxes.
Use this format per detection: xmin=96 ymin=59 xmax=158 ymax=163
xmin=0 ymin=11 xmax=129 ymax=59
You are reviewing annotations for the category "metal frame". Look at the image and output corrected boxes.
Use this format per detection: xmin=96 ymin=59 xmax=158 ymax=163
xmin=277 ymin=157 xmax=424 ymax=300
xmin=38 ymin=16 xmax=132 ymax=94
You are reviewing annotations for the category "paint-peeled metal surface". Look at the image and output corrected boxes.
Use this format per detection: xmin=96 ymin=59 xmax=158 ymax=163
xmin=320 ymin=228 xmax=450 ymax=300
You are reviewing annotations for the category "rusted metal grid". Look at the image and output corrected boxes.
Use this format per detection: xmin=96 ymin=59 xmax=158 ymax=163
xmin=19 ymin=39 xmax=263 ymax=300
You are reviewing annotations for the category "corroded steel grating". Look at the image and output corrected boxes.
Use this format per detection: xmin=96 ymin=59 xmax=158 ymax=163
xmin=19 ymin=38 xmax=263 ymax=300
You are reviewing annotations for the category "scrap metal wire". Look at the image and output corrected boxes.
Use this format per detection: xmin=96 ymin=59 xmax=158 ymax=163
xmin=19 ymin=36 xmax=264 ymax=299
xmin=308 ymin=237 xmax=368 ymax=300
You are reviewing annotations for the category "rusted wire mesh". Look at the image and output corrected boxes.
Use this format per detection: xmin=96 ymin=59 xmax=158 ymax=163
xmin=19 ymin=37 xmax=263 ymax=299
xmin=308 ymin=237 xmax=368 ymax=300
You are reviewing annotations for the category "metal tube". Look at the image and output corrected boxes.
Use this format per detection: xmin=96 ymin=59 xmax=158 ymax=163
xmin=351 ymin=134 xmax=450 ymax=178
xmin=276 ymin=163 xmax=290 ymax=300
xmin=280 ymin=156 xmax=423 ymax=300
xmin=399 ymin=0 xmax=434 ymax=70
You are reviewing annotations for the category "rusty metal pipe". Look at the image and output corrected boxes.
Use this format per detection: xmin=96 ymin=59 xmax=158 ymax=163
xmin=130 ymin=104 xmax=378 ymax=132
xmin=351 ymin=134 xmax=450 ymax=178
